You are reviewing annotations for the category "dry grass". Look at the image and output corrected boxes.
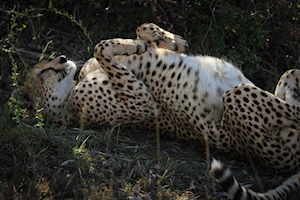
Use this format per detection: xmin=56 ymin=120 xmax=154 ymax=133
xmin=1 ymin=107 xmax=299 ymax=199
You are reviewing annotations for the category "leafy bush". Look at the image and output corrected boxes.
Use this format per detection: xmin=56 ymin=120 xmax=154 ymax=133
xmin=1 ymin=0 xmax=299 ymax=93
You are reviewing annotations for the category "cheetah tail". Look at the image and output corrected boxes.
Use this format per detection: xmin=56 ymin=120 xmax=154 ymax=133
xmin=210 ymin=159 xmax=300 ymax=200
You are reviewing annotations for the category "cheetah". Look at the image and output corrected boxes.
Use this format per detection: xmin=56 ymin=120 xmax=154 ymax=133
xmin=19 ymin=23 xmax=299 ymax=199
xmin=210 ymin=159 xmax=300 ymax=200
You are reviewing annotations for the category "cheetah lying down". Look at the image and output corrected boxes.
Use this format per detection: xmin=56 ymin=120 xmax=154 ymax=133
xmin=18 ymin=23 xmax=299 ymax=199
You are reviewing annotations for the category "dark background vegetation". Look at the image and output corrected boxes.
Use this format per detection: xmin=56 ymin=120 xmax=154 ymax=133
xmin=0 ymin=0 xmax=299 ymax=199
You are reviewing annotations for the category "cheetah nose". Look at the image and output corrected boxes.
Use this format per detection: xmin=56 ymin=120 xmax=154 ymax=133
xmin=58 ymin=55 xmax=67 ymax=64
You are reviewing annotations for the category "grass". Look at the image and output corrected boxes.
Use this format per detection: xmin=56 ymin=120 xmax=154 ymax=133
xmin=0 ymin=107 xmax=208 ymax=199
xmin=0 ymin=0 xmax=300 ymax=199
xmin=1 ymin=107 xmax=299 ymax=199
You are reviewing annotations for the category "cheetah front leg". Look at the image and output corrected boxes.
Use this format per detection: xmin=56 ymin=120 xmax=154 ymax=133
xmin=136 ymin=23 xmax=188 ymax=53
xmin=93 ymin=38 xmax=161 ymax=120
xmin=275 ymin=69 xmax=300 ymax=106
xmin=79 ymin=23 xmax=187 ymax=81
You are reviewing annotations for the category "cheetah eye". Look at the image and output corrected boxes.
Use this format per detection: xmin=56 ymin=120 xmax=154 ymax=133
xmin=38 ymin=67 xmax=60 ymax=76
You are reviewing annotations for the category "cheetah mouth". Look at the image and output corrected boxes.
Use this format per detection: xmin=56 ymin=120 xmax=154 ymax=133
xmin=61 ymin=63 xmax=72 ymax=77
xmin=60 ymin=68 xmax=68 ymax=80
xmin=60 ymin=61 xmax=77 ymax=80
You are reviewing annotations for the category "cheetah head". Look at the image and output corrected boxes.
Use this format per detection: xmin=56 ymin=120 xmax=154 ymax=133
xmin=15 ymin=55 xmax=77 ymax=123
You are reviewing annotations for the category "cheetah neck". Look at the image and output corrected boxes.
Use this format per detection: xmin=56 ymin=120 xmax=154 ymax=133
xmin=38 ymin=81 xmax=71 ymax=125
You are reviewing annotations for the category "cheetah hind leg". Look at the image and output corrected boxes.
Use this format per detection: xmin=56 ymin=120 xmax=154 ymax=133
xmin=275 ymin=69 xmax=300 ymax=106
xmin=223 ymin=84 xmax=300 ymax=173
xmin=93 ymin=38 xmax=161 ymax=119
xmin=136 ymin=23 xmax=188 ymax=53
xmin=223 ymin=83 xmax=300 ymax=131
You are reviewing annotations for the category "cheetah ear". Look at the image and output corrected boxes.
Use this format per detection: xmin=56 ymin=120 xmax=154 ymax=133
xmin=11 ymin=86 xmax=34 ymax=108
